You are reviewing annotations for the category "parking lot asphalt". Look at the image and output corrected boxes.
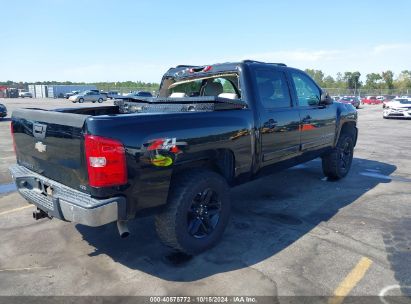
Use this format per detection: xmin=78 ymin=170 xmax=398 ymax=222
xmin=0 ymin=98 xmax=410 ymax=300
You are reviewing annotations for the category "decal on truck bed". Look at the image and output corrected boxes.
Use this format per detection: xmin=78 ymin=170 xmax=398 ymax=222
xmin=146 ymin=138 xmax=187 ymax=167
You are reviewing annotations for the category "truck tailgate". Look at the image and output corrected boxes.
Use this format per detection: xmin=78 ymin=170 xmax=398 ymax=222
xmin=11 ymin=109 xmax=90 ymax=192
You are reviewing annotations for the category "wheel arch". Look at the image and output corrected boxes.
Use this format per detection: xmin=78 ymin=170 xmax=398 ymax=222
xmin=172 ymin=148 xmax=236 ymax=186
xmin=336 ymin=121 xmax=358 ymax=147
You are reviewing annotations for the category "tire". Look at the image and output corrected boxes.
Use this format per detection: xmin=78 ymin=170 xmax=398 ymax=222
xmin=78 ymin=98 xmax=84 ymax=103
xmin=155 ymin=169 xmax=230 ymax=254
xmin=97 ymin=98 xmax=103 ymax=103
xmin=322 ymin=131 xmax=355 ymax=180
xmin=72 ymin=100 xmax=77 ymax=103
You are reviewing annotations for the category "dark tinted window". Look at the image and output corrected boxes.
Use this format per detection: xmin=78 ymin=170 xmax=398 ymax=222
xmin=291 ymin=71 xmax=321 ymax=106
xmin=137 ymin=91 xmax=153 ymax=97
xmin=254 ymin=69 xmax=291 ymax=108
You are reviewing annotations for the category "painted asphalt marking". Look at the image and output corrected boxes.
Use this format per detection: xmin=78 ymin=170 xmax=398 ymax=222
xmin=0 ymin=183 xmax=17 ymax=194
xmin=0 ymin=205 xmax=32 ymax=216
xmin=0 ymin=266 xmax=52 ymax=272
xmin=328 ymin=257 xmax=373 ymax=304
xmin=360 ymin=172 xmax=411 ymax=182
xmin=379 ymin=284 xmax=411 ymax=303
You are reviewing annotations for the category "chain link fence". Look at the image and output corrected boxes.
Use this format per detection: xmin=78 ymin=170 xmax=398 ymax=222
xmin=324 ymin=88 xmax=411 ymax=97
xmin=94 ymin=85 xmax=158 ymax=96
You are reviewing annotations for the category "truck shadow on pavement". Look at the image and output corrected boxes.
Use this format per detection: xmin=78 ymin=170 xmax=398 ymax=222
xmin=77 ymin=157 xmax=396 ymax=282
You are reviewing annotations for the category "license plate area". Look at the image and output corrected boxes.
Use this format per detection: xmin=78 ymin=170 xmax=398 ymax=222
xmin=17 ymin=177 xmax=54 ymax=198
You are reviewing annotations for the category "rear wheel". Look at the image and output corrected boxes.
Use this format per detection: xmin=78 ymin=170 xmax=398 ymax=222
xmin=97 ymin=98 xmax=103 ymax=103
xmin=155 ymin=170 xmax=230 ymax=254
xmin=78 ymin=98 xmax=84 ymax=103
xmin=322 ymin=131 xmax=355 ymax=180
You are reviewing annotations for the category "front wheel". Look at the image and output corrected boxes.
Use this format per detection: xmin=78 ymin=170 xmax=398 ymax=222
xmin=78 ymin=98 xmax=84 ymax=103
xmin=322 ymin=132 xmax=355 ymax=180
xmin=155 ymin=170 xmax=230 ymax=254
xmin=97 ymin=98 xmax=103 ymax=103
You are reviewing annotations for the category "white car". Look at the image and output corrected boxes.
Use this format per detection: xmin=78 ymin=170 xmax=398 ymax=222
xmin=19 ymin=91 xmax=33 ymax=98
xmin=383 ymin=98 xmax=411 ymax=119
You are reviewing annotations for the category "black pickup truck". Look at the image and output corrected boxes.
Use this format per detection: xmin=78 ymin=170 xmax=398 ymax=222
xmin=9 ymin=60 xmax=358 ymax=254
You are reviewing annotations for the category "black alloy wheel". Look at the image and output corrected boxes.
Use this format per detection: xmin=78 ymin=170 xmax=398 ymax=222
xmin=187 ymin=188 xmax=222 ymax=239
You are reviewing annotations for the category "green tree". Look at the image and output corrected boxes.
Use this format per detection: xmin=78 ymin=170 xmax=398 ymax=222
xmin=381 ymin=70 xmax=394 ymax=89
xmin=322 ymin=76 xmax=335 ymax=88
xmin=304 ymin=69 xmax=325 ymax=86
xmin=343 ymin=72 xmax=362 ymax=90
xmin=395 ymin=70 xmax=411 ymax=91
xmin=365 ymin=73 xmax=382 ymax=89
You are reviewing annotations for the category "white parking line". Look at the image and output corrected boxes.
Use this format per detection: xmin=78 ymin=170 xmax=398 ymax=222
xmin=379 ymin=284 xmax=403 ymax=304
xmin=0 ymin=205 xmax=32 ymax=216
xmin=0 ymin=266 xmax=52 ymax=272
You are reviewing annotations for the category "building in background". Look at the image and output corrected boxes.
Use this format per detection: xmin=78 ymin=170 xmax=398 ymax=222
xmin=27 ymin=84 xmax=97 ymax=98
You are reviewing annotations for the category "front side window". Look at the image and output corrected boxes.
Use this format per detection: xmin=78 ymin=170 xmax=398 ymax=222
xmin=291 ymin=72 xmax=321 ymax=106
xmin=254 ymin=69 xmax=291 ymax=108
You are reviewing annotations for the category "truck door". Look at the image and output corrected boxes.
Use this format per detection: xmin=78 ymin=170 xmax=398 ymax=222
xmin=253 ymin=67 xmax=301 ymax=164
xmin=288 ymin=70 xmax=336 ymax=152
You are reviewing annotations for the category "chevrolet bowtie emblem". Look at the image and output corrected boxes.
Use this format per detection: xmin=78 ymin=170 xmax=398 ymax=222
xmin=35 ymin=141 xmax=47 ymax=153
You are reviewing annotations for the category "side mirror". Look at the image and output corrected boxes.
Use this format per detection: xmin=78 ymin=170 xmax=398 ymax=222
xmin=320 ymin=92 xmax=333 ymax=105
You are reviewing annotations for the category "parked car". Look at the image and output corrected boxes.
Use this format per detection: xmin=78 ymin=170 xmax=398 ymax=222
xmin=106 ymin=91 xmax=121 ymax=99
xmin=362 ymin=96 xmax=382 ymax=105
xmin=382 ymin=98 xmax=398 ymax=108
xmin=64 ymin=91 xmax=80 ymax=99
xmin=0 ymin=103 xmax=7 ymax=118
xmin=68 ymin=90 xmax=107 ymax=103
xmin=125 ymin=91 xmax=153 ymax=98
xmin=19 ymin=91 xmax=33 ymax=98
xmin=9 ymin=60 xmax=358 ymax=254
xmin=383 ymin=98 xmax=411 ymax=118
xmin=339 ymin=96 xmax=361 ymax=109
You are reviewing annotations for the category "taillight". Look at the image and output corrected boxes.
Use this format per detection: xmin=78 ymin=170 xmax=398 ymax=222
xmin=84 ymin=135 xmax=127 ymax=187
xmin=10 ymin=122 xmax=16 ymax=155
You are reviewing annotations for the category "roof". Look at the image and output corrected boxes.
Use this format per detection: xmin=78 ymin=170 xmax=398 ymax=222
xmin=164 ymin=60 xmax=288 ymax=80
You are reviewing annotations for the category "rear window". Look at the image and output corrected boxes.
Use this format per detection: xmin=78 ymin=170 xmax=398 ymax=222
xmin=165 ymin=74 xmax=240 ymax=99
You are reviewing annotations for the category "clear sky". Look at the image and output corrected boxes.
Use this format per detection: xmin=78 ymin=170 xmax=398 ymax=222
xmin=1 ymin=0 xmax=410 ymax=82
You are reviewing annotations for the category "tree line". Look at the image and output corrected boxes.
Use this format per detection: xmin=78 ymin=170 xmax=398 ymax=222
xmin=304 ymin=69 xmax=411 ymax=91
xmin=0 ymin=80 xmax=160 ymax=92
xmin=2 ymin=70 xmax=411 ymax=93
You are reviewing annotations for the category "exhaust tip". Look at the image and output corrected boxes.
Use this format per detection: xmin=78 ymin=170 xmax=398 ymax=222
xmin=120 ymin=231 xmax=130 ymax=238
xmin=117 ymin=220 xmax=130 ymax=238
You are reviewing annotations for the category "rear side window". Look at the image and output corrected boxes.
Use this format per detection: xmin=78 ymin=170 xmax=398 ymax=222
xmin=254 ymin=69 xmax=292 ymax=108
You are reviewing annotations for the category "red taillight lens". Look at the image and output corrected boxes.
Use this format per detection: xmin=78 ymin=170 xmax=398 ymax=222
xmin=10 ymin=122 xmax=16 ymax=155
xmin=84 ymin=135 xmax=127 ymax=187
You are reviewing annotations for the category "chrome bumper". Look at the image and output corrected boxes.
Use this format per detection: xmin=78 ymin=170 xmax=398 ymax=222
xmin=9 ymin=164 xmax=126 ymax=227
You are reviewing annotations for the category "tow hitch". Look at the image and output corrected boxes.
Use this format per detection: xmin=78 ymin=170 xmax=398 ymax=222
xmin=32 ymin=208 xmax=50 ymax=220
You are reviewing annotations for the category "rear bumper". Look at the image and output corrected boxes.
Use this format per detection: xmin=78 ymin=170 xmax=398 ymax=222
xmin=9 ymin=164 xmax=126 ymax=227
